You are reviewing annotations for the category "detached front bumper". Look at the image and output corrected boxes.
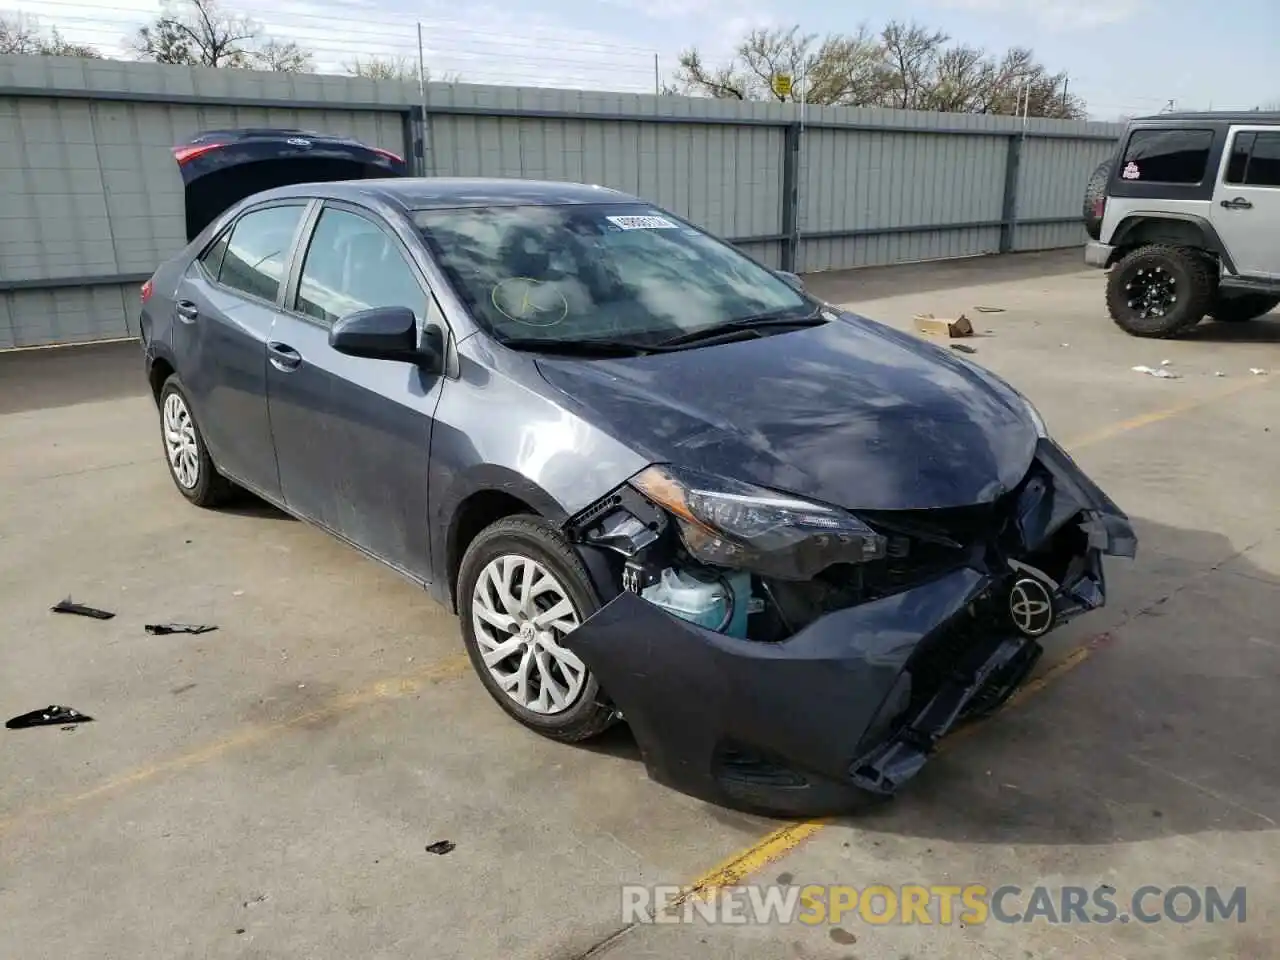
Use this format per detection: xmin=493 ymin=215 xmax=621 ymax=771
xmin=563 ymin=439 xmax=1137 ymax=817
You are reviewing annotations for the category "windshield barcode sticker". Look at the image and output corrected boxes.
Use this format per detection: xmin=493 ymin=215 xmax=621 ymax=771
xmin=606 ymin=215 xmax=679 ymax=230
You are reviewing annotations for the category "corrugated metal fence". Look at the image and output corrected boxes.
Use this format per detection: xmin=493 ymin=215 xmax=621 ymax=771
xmin=0 ymin=55 xmax=1122 ymax=349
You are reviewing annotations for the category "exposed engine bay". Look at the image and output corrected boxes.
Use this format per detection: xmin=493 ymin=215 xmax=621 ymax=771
xmin=561 ymin=438 xmax=1137 ymax=816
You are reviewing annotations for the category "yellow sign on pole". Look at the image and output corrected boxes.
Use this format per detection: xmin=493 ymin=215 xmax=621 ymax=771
xmin=771 ymin=74 xmax=792 ymax=98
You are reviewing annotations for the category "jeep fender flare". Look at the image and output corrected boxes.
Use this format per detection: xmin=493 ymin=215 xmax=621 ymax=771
xmin=1109 ymin=214 xmax=1237 ymax=274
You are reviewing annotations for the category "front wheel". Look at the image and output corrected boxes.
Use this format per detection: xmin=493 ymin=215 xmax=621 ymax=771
xmin=457 ymin=515 xmax=617 ymax=742
xmin=1207 ymin=292 xmax=1280 ymax=323
xmin=1106 ymin=244 xmax=1216 ymax=338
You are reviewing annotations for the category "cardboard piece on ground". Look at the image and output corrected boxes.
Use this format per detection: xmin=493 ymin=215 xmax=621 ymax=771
xmin=913 ymin=313 xmax=973 ymax=338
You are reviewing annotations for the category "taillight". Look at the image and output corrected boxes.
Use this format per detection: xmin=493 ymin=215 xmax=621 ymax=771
xmin=1092 ymin=197 xmax=1106 ymax=220
xmin=141 ymin=278 xmax=154 ymax=304
xmin=370 ymin=146 xmax=404 ymax=164
xmin=172 ymin=142 xmax=225 ymax=165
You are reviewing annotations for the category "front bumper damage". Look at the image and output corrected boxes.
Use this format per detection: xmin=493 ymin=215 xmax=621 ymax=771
xmin=563 ymin=439 xmax=1137 ymax=817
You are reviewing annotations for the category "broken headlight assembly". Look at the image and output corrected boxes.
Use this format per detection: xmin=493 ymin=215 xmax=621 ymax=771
xmin=629 ymin=464 xmax=887 ymax=581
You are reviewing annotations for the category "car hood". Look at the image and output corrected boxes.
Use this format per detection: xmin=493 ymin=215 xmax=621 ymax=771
xmin=533 ymin=313 xmax=1040 ymax=511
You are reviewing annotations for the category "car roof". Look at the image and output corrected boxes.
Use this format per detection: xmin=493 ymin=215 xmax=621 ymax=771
xmin=253 ymin=177 xmax=641 ymax=211
xmin=1130 ymin=111 xmax=1280 ymax=125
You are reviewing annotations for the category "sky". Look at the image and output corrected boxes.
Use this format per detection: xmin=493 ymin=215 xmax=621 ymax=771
xmin=10 ymin=0 xmax=1280 ymax=120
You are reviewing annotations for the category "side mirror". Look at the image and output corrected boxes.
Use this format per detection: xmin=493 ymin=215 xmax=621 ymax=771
xmin=329 ymin=306 xmax=443 ymax=371
xmin=776 ymin=269 xmax=805 ymax=292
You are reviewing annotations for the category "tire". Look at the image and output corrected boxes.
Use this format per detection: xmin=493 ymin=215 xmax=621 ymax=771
xmin=457 ymin=514 xmax=617 ymax=742
xmin=157 ymin=374 xmax=236 ymax=507
xmin=1082 ymin=159 xmax=1113 ymax=240
xmin=1106 ymin=244 xmax=1217 ymax=338
xmin=1207 ymin=293 xmax=1280 ymax=323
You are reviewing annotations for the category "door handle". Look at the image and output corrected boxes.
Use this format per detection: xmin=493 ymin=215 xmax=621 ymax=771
xmin=175 ymin=299 xmax=199 ymax=322
xmin=267 ymin=341 xmax=302 ymax=372
xmin=1221 ymin=197 xmax=1253 ymax=210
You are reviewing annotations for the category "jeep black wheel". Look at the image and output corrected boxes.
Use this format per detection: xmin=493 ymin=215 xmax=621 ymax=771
xmin=1207 ymin=293 xmax=1280 ymax=323
xmin=1106 ymin=245 xmax=1216 ymax=338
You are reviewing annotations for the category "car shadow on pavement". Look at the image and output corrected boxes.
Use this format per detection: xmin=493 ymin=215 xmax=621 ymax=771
xmin=1181 ymin=317 xmax=1280 ymax=344
xmin=219 ymin=490 xmax=299 ymax=521
xmin=838 ymin=513 xmax=1279 ymax=847
xmin=0 ymin=341 xmax=146 ymax=415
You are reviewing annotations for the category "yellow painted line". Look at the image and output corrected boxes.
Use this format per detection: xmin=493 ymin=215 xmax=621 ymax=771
xmin=669 ymin=820 xmax=830 ymax=908
xmin=1061 ymin=375 xmax=1271 ymax=450
xmin=675 ymin=634 xmax=1107 ymax=905
xmin=0 ymin=654 xmax=470 ymax=837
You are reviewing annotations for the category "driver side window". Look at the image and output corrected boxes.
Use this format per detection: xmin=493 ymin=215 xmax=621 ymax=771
xmin=295 ymin=207 xmax=428 ymax=326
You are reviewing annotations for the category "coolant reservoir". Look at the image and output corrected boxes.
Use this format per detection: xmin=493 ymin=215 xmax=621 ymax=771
xmin=640 ymin=568 xmax=751 ymax=637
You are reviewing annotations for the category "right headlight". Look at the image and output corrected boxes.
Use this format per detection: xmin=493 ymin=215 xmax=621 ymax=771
xmin=629 ymin=464 xmax=887 ymax=581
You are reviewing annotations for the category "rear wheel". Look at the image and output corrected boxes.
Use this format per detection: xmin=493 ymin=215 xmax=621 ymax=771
xmin=457 ymin=515 xmax=617 ymax=742
xmin=158 ymin=374 xmax=236 ymax=507
xmin=1106 ymin=245 xmax=1216 ymax=338
xmin=1207 ymin=292 xmax=1280 ymax=323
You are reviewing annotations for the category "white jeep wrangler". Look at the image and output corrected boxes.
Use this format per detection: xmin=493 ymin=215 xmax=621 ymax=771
xmin=1084 ymin=112 xmax=1280 ymax=338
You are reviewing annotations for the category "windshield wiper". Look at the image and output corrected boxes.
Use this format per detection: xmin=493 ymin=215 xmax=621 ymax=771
xmin=500 ymin=336 xmax=652 ymax=357
xmin=651 ymin=309 xmax=826 ymax=348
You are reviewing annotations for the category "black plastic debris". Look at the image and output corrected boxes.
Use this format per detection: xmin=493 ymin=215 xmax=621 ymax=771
xmin=425 ymin=840 xmax=456 ymax=855
xmin=51 ymin=598 xmax=115 ymax=620
xmin=145 ymin=623 xmax=218 ymax=636
xmin=7 ymin=705 xmax=94 ymax=729
xmin=950 ymin=343 xmax=978 ymax=354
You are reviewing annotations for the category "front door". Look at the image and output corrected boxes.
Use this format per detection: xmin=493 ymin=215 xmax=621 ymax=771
xmin=172 ymin=201 xmax=309 ymax=499
xmin=265 ymin=202 xmax=444 ymax=582
xmin=1212 ymin=127 xmax=1280 ymax=280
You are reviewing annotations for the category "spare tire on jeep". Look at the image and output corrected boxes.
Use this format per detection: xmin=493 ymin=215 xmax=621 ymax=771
xmin=1083 ymin=159 xmax=1113 ymax=241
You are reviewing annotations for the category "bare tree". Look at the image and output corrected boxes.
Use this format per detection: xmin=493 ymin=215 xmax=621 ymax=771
xmin=671 ymin=19 xmax=1087 ymax=118
xmin=345 ymin=55 xmax=416 ymax=81
xmin=344 ymin=56 xmax=460 ymax=83
xmin=1 ymin=15 xmax=101 ymax=57
xmin=879 ymin=21 xmax=948 ymax=110
xmin=252 ymin=39 xmax=312 ymax=73
xmin=132 ymin=0 xmax=311 ymax=72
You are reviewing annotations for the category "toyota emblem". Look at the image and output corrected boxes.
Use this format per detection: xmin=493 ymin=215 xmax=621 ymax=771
xmin=286 ymin=137 xmax=312 ymax=147
xmin=1009 ymin=577 xmax=1054 ymax=638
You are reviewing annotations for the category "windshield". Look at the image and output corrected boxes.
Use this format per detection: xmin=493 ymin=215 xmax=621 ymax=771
xmin=413 ymin=203 xmax=810 ymax=345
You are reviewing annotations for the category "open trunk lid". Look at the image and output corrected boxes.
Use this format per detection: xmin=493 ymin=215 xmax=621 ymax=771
xmin=174 ymin=128 xmax=408 ymax=241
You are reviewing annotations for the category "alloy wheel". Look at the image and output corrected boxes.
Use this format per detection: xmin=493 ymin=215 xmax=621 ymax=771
xmin=1124 ymin=265 xmax=1178 ymax=320
xmin=163 ymin=392 xmax=200 ymax=489
xmin=471 ymin=554 xmax=588 ymax=715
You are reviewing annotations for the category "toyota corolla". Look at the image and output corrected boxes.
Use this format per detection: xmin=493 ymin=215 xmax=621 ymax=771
xmin=140 ymin=142 xmax=1136 ymax=815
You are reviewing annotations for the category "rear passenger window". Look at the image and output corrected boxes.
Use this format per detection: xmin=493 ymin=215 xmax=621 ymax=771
xmin=1120 ymin=129 xmax=1213 ymax=184
xmin=1226 ymin=133 xmax=1255 ymax=184
xmin=1237 ymin=132 xmax=1280 ymax=187
xmin=199 ymin=230 xmax=230 ymax=279
xmin=217 ymin=205 xmax=306 ymax=302
xmin=295 ymin=207 xmax=427 ymax=326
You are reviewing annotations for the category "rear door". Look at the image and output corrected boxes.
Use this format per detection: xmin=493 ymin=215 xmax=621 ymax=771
xmin=265 ymin=201 xmax=445 ymax=582
xmin=1212 ymin=126 xmax=1280 ymax=279
xmin=173 ymin=200 xmax=311 ymax=500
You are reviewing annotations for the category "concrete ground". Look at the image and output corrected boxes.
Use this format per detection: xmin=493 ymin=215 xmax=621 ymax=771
xmin=1 ymin=249 xmax=1278 ymax=959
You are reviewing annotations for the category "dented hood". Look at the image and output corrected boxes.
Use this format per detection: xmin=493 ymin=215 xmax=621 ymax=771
xmin=535 ymin=313 xmax=1039 ymax=511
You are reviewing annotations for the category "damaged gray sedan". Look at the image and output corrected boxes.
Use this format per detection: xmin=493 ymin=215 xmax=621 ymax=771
xmin=138 ymin=162 xmax=1137 ymax=816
